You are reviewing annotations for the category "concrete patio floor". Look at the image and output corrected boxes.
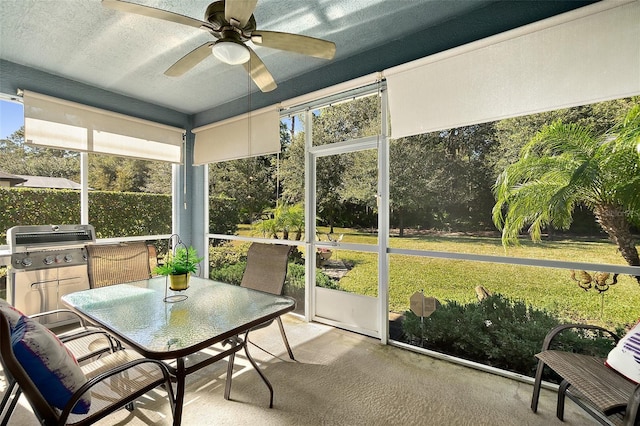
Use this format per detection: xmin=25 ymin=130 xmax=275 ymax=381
xmin=1 ymin=314 xmax=597 ymax=425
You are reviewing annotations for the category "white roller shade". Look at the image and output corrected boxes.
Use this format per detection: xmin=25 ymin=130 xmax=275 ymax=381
xmin=280 ymin=72 xmax=382 ymax=111
xmin=385 ymin=0 xmax=640 ymax=139
xmin=192 ymin=105 xmax=280 ymax=165
xmin=23 ymin=91 xmax=184 ymax=163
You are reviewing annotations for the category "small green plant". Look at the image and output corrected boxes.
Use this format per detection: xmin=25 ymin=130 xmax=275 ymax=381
xmin=154 ymin=246 xmax=203 ymax=276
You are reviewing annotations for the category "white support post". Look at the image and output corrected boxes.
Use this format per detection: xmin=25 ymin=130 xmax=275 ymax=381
xmin=378 ymin=85 xmax=390 ymax=344
xmin=304 ymin=109 xmax=316 ymax=322
xmin=80 ymin=152 xmax=89 ymax=224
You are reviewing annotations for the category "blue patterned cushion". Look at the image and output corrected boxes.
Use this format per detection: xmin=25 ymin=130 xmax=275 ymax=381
xmin=0 ymin=300 xmax=91 ymax=414
xmin=0 ymin=300 xmax=22 ymax=327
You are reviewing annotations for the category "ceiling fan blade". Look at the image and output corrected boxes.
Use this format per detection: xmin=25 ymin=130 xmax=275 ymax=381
xmin=225 ymin=0 xmax=258 ymax=28
xmin=243 ymin=48 xmax=277 ymax=92
xmin=251 ymin=31 xmax=336 ymax=60
xmin=102 ymin=0 xmax=213 ymax=31
xmin=165 ymin=42 xmax=214 ymax=77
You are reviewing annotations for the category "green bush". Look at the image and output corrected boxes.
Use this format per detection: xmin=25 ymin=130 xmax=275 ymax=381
xmin=209 ymin=255 xmax=338 ymax=290
xmin=89 ymin=191 xmax=171 ymax=237
xmin=0 ymin=188 xmax=237 ymax=240
xmin=208 ymin=242 xmax=249 ymax=270
xmin=401 ymin=294 xmax=617 ymax=377
xmin=285 ymin=263 xmax=339 ymax=292
xmin=209 ymin=261 xmax=246 ymax=285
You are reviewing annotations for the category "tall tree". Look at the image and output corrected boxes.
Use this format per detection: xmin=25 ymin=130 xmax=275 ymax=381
xmin=493 ymin=104 xmax=640 ymax=282
xmin=390 ymin=122 xmax=496 ymax=234
xmin=142 ymin=162 xmax=172 ymax=194
xmin=89 ymin=154 xmax=150 ymax=192
xmin=279 ymin=130 xmax=305 ymax=204
xmin=390 ymin=135 xmax=440 ymax=235
xmin=280 ymin=95 xmax=381 ymax=231
xmin=316 ymin=96 xmax=381 ymax=230
xmin=489 ymin=98 xmax=638 ymax=182
xmin=0 ymin=126 xmax=79 ymax=179
xmin=208 ymin=156 xmax=276 ymax=223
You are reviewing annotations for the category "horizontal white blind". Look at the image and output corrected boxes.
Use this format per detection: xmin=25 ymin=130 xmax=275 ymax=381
xmin=23 ymin=91 xmax=184 ymax=163
xmin=385 ymin=0 xmax=640 ymax=139
xmin=192 ymin=105 xmax=279 ymax=165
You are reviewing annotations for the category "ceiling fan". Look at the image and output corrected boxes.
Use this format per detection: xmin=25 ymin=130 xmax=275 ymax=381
xmin=102 ymin=0 xmax=336 ymax=92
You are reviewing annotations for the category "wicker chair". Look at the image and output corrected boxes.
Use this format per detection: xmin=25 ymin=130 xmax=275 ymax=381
xmin=0 ymin=310 xmax=175 ymax=425
xmin=86 ymin=242 xmax=152 ymax=288
xmin=239 ymin=243 xmax=295 ymax=360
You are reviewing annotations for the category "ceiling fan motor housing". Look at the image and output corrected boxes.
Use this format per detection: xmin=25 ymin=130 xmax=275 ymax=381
xmin=205 ymin=1 xmax=256 ymax=41
xmin=101 ymin=0 xmax=335 ymax=92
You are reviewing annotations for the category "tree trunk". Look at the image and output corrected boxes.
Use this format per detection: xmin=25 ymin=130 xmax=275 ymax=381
xmin=593 ymin=204 xmax=640 ymax=284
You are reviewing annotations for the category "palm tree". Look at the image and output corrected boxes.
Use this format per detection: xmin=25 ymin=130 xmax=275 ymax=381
xmin=254 ymin=203 xmax=305 ymax=240
xmin=492 ymin=105 xmax=640 ymax=283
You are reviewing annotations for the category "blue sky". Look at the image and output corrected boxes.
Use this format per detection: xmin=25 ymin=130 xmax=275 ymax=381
xmin=0 ymin=100 xmax=24 ymax=139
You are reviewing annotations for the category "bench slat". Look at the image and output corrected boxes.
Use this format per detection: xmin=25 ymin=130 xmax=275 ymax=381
xmin=536 ymin=350 xmax=636 ymax=414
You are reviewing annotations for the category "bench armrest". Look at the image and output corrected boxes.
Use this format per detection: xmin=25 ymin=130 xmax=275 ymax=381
xmin=541 ymin=323 xmax=620 ymax=351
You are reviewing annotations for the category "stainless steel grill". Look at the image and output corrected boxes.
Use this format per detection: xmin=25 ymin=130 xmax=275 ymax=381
xmin=6 ymin=224 xmax=96 ymax=327
xmin=8 ymin=224 xmax=94 ymax=254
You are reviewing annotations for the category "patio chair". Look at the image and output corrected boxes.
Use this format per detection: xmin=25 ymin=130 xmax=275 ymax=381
xmin=0 ymin=307 xmax=175 ymax=425
xmin=86 ymin=242 xmax=152 ymax=288
xmin=240 ymin=242 xmax=295 ymax=360
xmin=0 ymin=301 xmax=122 ymax=424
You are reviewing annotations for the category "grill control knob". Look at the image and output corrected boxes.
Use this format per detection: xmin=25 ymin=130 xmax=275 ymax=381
xmin=43 ymin=255 xmax=55 ymax=265
xmin=21 ymin=257 xmax=33 ymax=267
xmin=64 ymin=254 xmax=73 ymax=263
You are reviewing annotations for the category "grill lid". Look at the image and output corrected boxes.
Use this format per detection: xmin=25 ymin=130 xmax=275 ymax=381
xmin=8 ymin=224 xmax=95 ymax=252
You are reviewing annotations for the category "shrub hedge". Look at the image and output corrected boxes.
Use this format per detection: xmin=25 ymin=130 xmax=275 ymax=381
xmin=0 ymin=188 xmax=239 ymax=240
xmin=402 ymin=293 xmax=618 ymax=377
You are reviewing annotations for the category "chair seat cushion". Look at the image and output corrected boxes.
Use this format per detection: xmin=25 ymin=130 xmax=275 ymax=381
xmin=4 ymin=303 xmax=91 ymax=414
xmin=606 ymin=321 xmax=640 ymax=383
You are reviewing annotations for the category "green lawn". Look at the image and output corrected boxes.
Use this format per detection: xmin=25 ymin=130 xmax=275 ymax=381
xmin=236 ymin=225 xmax=640 ymax=329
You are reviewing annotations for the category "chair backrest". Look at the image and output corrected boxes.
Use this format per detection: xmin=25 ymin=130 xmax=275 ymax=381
xmin=0 ymin=311 xmax=59 ymax=424
xmin=240 ymin=243 xmax=291 ymax=295
xmin=86 ymin=242 xmax=152 ymax=288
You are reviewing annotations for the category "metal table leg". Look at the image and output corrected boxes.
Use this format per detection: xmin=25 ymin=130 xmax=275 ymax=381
xmin=173 ymin=357 xmax=186 ymax=426
xmin=242 ymin=330 xmax=274 ymax=408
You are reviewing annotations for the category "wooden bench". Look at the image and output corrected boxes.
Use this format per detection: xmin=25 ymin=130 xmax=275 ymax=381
xmin=531 ymin=324 xmax=640 ymax=426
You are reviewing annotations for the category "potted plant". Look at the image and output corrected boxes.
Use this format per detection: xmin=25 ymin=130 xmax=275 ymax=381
xmin=153 ymin=246 xmax=203 ymax=291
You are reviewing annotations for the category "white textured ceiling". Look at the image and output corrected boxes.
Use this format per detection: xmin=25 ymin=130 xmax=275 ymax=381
xmin=0 ymin=0 xmax=594 ymax=119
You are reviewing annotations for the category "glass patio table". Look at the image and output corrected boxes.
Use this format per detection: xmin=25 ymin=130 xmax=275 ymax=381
xmin=62 ymin=276 xmax=296 ymax=426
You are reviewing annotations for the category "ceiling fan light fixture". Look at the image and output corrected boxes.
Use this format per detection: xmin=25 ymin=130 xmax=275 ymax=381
xmin=212 ymin=40 xmax=250 ymax=65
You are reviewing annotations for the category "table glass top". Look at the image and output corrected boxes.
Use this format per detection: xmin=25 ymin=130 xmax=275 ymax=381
xmin=62 ymin=276 xmax=295 ymax=357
